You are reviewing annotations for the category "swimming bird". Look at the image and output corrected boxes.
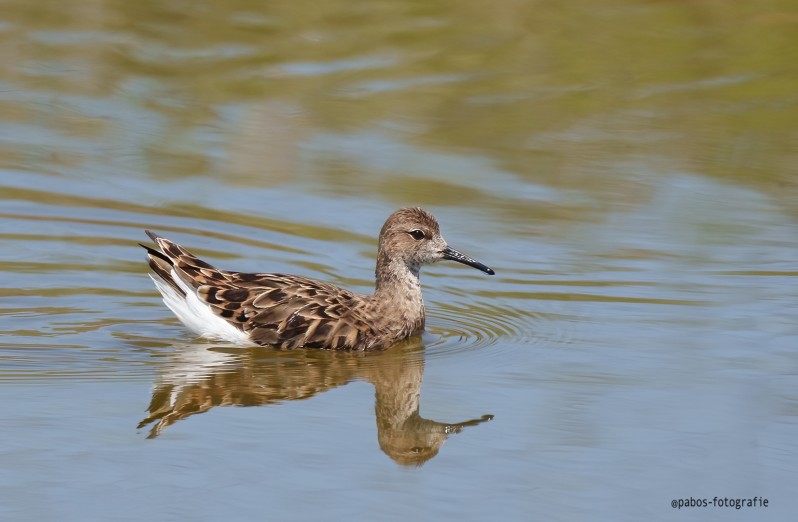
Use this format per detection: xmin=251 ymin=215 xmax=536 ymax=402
xmin=142 ymin=207 xmax=494 ymax=351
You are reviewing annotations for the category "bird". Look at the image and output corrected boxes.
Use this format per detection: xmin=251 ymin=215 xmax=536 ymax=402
xmin=142 ymin=207 xmax=494 ymax=351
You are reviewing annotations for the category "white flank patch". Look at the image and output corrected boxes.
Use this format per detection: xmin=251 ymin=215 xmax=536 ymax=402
xmin=149 ymin=270 xmax=253 ymax=346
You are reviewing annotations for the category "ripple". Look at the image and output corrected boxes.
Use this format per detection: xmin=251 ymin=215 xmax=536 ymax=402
xmin=423 ymin=299 xmax=573 ymax=360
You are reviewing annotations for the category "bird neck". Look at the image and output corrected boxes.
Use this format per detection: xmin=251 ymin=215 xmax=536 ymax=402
xmin=373 ymin=255 xmax=425 ymax=330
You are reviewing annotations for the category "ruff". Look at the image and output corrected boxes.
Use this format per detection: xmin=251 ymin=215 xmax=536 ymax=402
xmin=142 ymin=207 xmax=494 ymax=351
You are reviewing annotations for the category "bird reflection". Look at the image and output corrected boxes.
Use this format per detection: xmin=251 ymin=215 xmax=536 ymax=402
xmin=138 ymin=341 xmax=492 ymax=466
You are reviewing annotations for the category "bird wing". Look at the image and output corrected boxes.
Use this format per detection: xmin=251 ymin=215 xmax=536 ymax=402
xmin=143 ymin=231 xmax=372 ymax=350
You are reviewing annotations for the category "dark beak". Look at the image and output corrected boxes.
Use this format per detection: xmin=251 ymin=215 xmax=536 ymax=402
xmin=442 ymin=247 xmax=495 ymax=275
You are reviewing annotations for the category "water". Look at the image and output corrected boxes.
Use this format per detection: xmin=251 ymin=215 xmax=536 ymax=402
xmin=1 ymin=0 xmax=797 ymax=520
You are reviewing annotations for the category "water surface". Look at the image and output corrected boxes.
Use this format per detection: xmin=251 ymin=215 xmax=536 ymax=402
xmin=1 ymin=0 xmax=796 ymax=520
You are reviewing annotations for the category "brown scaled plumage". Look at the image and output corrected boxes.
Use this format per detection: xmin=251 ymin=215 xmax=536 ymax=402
xmin=142 ymin=207 xmax=495 ymax=351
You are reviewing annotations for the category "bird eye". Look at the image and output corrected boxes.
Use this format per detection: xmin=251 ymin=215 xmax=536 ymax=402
xmin=409 ymin=229 xmax=426 ymax=241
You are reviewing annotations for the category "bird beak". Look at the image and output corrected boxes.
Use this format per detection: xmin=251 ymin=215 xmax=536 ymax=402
xmin=442 ymin=247 xmax=495 ymax=275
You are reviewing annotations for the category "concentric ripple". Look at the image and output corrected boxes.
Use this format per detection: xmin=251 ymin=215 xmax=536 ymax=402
xmin=422 ymin=298 xmax=575 ymax=360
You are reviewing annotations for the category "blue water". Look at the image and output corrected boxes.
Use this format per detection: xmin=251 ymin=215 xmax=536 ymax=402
xmin=1 ymin=0 xmax=797 ymax=520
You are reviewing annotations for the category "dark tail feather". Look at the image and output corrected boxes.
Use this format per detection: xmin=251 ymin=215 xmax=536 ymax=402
xmin=141 ymin=232 xmax=186 ymax=297
xmin=145 ymin=229 xmax=163 ymax=243
xmin=144 ymin=229 xmax=214 ymax=270
xmin=140 ymin=243 xmax=170 ymax=264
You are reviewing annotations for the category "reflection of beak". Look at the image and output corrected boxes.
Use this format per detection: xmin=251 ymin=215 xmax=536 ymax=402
xmin=442 ymin=247 xmax=495 ymax=275
xmin=444 ymin=414 xmax=495 ymax=434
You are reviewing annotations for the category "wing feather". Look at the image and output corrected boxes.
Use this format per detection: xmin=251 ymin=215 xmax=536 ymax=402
xmin=144 ymin=232 xmax=378 ymax=350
